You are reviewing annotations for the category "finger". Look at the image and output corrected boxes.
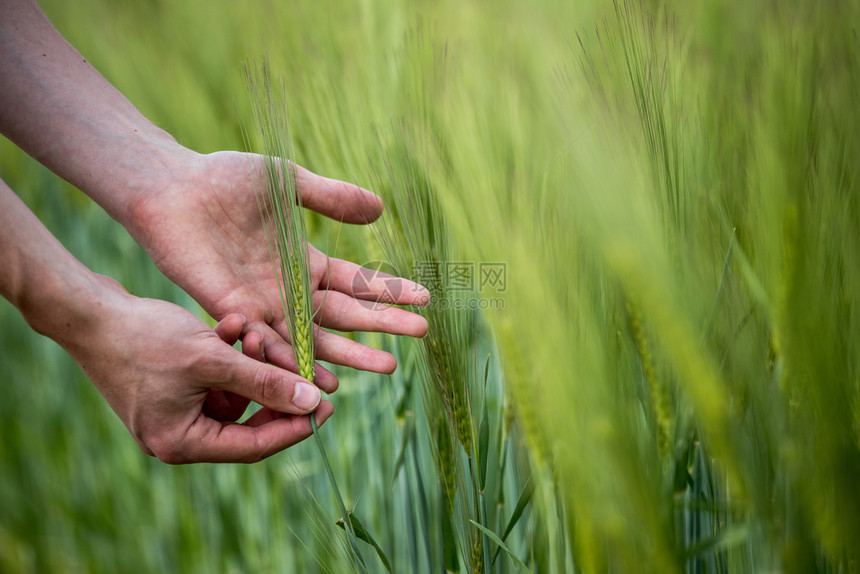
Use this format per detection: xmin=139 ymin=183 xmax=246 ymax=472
xmin=242 ymin=329 xmax=266 ymax=362
xmin=165 ymin=401 xmax=335 ymax=464
xmin=314 ymin=327 xmax=398 ymax=374
xmin=252 ymin=320 xmax=339 ymax=392
xmin=214 ymin=313 xmax=247 ymax=345
xmin=320 ymin=255 xmax=430 ymax=305
xmin=241 ymin=405 xmax=313 ymax=427
xmin=313 ymin=289 xmax=429 ymax=338
xmin=215 ymin=349 xmax=323 ymax=415
xmin=256 ymin=312 xmax=399 ymax=375
xmin=209 ymin=315 xmax=254 ymax=421
xmin=208 ymin=328 xmax=283 ymax=421
xmin=294 ymin=164 xmax=383 ymax=224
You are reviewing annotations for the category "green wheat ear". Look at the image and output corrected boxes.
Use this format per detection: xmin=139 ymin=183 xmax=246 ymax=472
xmin=240 ymin=62 xmax=315 ymax=381
xmin=240 ymin=61 xmax=368 ymax=573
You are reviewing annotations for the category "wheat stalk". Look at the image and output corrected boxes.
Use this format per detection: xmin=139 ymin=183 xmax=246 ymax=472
xmin=241 ymin=61 xmax=366 ymax=572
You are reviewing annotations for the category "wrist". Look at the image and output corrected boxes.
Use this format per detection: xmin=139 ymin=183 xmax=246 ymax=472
xmin=20 ymin=265 xmax=127 ymax=353
xmin=118 ymin=143 xmax=208 ymax=252
xmin=94 ymin=130 xmax=201 ymax=227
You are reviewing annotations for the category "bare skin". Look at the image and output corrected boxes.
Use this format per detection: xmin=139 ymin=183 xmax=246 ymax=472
xmin=0 ymin=0 xmax=428 ymax=463
xmin=128 ymin=151 xmax=429 ymax=380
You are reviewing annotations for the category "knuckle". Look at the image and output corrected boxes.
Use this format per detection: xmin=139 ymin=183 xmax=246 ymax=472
xmin=147 ymin=434 xmax=190 ymax=465
xmin=345 ymin=342 xmax=371 ymax=365
xmin=193 ymin=347 xmax=232 ymax=384
xmin=136 ymin=440 xmax=156 ymax=458
xmin=244 ymin=450 xmax=267 ymax=465
xmin=250 ymin=442 xmax=280 ymax=464
xmin=253 ymin=366 xmax=282 ymax=405
xmin=332 ymin=297 xmax=351 ymax=325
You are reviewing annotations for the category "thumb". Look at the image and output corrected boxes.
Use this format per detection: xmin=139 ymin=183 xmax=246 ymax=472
xmin=214 ymin=349 xmax=322 ymax=415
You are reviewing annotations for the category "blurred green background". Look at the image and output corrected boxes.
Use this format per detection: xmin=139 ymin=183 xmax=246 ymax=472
xmin=2 ymin=0 xmax=859 ymax=572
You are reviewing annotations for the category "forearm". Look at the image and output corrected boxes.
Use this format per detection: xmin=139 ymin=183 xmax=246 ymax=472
xmin=0 ymin=0 xmax=195 ymax=225
xmin=1 ymin=178 xmax=331 ymax=464
xmin=0 ymin=177 xmax=109 ymax=349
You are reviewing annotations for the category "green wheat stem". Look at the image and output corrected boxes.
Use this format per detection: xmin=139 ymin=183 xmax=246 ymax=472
xmin=309 ymin=413 xmax=367 ymax=571
xmin=241 ymin=60 xmax=365 ymax=571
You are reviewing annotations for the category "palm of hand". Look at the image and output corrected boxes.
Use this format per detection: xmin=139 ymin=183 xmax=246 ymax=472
xmin=129 ymin=151 xmax=428 ymax=389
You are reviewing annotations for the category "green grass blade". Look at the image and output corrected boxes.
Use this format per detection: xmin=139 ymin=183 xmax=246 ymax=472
xmin=336 ymin=513 xmax=392 ymax=573
xmin=493 ymin=476 xmax=535 ymax=565
xmin=469 ymin=520 xmax=530 ymax=574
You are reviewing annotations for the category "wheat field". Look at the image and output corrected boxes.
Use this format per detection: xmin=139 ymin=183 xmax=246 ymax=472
xmin=1 ymin=0 xmax=858 ymax=572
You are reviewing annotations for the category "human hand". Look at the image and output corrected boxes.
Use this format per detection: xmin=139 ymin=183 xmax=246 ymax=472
xmin=1 ymin=1 xmax=411 ymax=463
xmin=65 ymin=275 xmax=333 ymax=464
xmin=126 ymin=151 xmax=428 ymax=387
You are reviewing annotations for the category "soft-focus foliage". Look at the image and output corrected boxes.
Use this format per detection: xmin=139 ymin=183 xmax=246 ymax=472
xmin=1 ymin=0 xmax=858 ymax=572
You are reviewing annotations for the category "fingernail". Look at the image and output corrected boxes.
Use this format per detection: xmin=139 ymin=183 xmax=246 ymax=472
xmin=292 ymin=382 xmax=321 ymax=411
